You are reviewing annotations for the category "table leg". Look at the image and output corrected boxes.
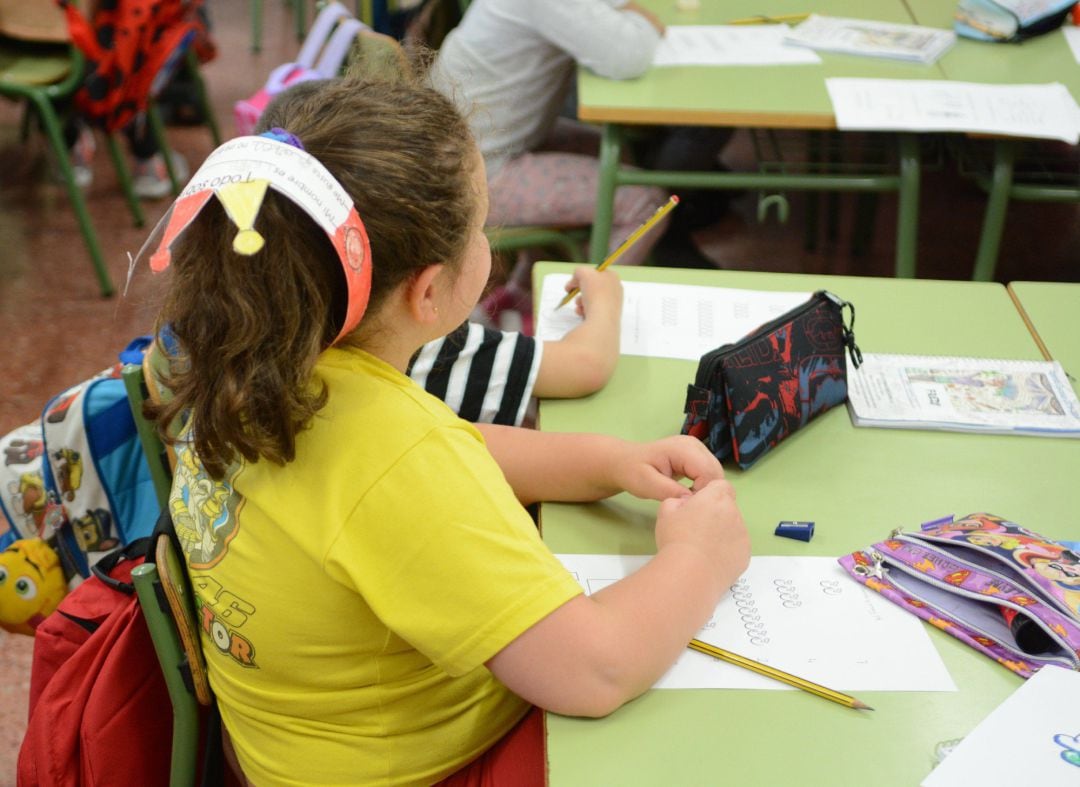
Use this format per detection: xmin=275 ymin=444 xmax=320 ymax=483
xmin=894 ymin=133 xmax=920 ymax=279
xmin=589 ymin=124 xmax=622 ymax=265
xmin=971 ymin=139 xmax=1015 ymax=282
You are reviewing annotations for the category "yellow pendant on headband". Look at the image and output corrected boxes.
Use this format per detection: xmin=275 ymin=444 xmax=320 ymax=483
xmin=218 ymin=180 xmax=270 ymax=256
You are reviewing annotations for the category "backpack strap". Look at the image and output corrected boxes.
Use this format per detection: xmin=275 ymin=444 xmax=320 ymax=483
xmin=296 ymin=1 xmax=354 ymax=68
xmin=313 ymin=18 xmax=369 ymax=77
xmin=90 ymin=536 xmax=152 ymax=595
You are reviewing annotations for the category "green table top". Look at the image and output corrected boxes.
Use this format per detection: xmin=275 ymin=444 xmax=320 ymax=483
xmin=577 ymin=0 xmax=949 ymax=127
xmin=1009 ymin=281 xmax=1080 ymax=395
xmin=906 ymin=2 xmax=1080 ymax=98
xmin=535 ymin=263 xmax=1080 ymax=786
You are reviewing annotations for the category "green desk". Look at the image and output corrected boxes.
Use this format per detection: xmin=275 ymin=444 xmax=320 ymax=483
xmin=907 ymin=3 xmax=1080 ymax=281
xmin=578 ymin=0 xmax=949 ymax=278
xmin=1009 ymin=281 xmax=1080 ymax=394
xmin=535 ymin=262 xmax=1080 ymax=785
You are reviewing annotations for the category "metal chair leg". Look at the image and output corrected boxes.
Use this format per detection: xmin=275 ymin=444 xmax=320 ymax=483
xmin=31 ymin=94 xmax=114 ymax=297
xmin=145 ymin=103 xmax=180 ymax=195
xmin=105 ymin=133 xmax=146 ymax=227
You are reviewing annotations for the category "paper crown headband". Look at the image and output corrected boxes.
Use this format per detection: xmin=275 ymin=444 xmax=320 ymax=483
xmin=139 ymin=134 xmax=372 ymax=343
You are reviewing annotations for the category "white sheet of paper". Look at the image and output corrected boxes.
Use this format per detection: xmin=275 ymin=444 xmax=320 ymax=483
xmin=556 ymin=554 xmax=957 ymax=692
xmin=535 ymin=274 xmax=811 ymax=361
xmin=1065 ymin=27 xmax=1080 ymax=65
xmin=826 ymin=78 xmax=1080 ymax=144
xmin=922 ymin=666 xmax=1080 ymax=786
xmin=653 ymin=25 xmax=821 ymax=67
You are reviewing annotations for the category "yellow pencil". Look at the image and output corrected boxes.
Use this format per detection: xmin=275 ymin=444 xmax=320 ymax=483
xmin=555 ymin=195 xmax=679 ymax=309
xmin=727 ymin=13 xmax=811 ymax=25
xmin=687 ymin=638 xmax=874 ymax=711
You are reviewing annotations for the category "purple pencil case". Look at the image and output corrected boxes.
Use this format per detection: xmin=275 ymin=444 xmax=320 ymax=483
xmin=839 ymin=513 xmax=1080 ymax=678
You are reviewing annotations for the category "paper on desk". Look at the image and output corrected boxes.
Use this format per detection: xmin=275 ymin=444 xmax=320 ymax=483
xmin=1065 ymin=27 xmax=1080 ymax=65
xmin=653 ymin=25 xmax=821 ymax=67
xmin=557 ymin=554 xmax=957 ymax=692
xmin=922 ymin=666 xmax=1080 ymax=786
xmin=535 ymin=274 xmax=810 ymax=360
xmin=826 ymin=78 xmax=1080 ymax=144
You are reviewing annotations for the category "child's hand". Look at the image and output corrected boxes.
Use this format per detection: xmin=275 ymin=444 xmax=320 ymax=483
xmin=567 ymin=266 xmax=623 ymax=320
xmin=655 ymin=479 xmax=750 ymax=580
xmin=613 ymin=435 xmax=724 ymax=501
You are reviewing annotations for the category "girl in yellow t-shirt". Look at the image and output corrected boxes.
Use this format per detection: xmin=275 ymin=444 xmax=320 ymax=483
xmin=146 ymin=75 xmax=749 ymax=786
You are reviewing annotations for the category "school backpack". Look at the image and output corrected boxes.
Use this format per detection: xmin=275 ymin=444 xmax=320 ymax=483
xmin=233 ymin=2 xmax=368 ymax=135
xmin=17 ymin=536 xmax=172 ymax=786
xmin=0 ymin=337 xmax=160 ymax=580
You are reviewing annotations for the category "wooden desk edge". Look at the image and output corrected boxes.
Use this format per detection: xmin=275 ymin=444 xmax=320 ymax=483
xmin=577 ymin=105 xmax=837 ymax=130
xmin=1006 ymin=283 xmax=1053 ymax=361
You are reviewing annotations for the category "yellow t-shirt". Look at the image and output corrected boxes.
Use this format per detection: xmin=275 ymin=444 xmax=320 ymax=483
xmin=169 ymin=348 xmax=583 ymax=786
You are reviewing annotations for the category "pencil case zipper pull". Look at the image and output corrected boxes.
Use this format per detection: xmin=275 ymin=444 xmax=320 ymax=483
xmin=824 ymin=291 xmax=863 ymax=369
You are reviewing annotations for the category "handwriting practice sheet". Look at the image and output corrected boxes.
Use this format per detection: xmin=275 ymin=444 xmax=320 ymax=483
xmin=653 ymin=25 xmax=821 ymax=67
xmin=556 ymin=554 xmax=956 ymax=691
xmin=535 ymin=275 xmax=811 ymax=361
xmin=826 ymin=79 xmax=1080 ymax=144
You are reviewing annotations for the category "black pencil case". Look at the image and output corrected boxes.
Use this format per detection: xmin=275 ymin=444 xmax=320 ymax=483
xmin=680 ymin=291 xmax=862 ymax=469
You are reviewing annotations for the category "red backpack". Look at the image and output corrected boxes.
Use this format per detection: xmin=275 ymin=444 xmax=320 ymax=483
xmin=17 ymin=538 xmax=173 ymax=787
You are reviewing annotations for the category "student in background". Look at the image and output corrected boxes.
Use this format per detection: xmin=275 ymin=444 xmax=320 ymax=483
xmin=408 ymin=265 xmax=622 ymax=426
xmin=429 ymin=0 xmax=671 ymax=325
xmin=148 ymin=76 xmax=749 ymax=784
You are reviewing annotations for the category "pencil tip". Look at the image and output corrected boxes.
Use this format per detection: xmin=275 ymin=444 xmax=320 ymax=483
xmin=854 ymin=701 xmax=874 ymax=711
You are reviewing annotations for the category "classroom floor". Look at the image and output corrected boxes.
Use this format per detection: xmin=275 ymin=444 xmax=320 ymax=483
xmin=1 ymin=0 xmax=1078 ymax=780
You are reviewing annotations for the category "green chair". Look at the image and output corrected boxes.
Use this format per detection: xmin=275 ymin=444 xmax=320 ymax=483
xmin=0 ymin=37 xmax=114 ymax=295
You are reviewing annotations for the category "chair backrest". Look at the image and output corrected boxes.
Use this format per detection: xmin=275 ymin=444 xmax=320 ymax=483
xmin=131 ymin=510 xmax=214 ymax=787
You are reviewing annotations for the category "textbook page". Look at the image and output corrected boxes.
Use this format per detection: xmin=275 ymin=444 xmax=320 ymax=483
xmin=653 ymin=25 xmax=821 ymax=66
xmin=846 ymin=353 xmax=1080 ymax=436
xmin=786 ymin=15 xmax=956 ymax=64
xmin=922 ymin=666 xmax=1080 ymax=786
xmin=535 ymin=275 xmax=811 ymax=361
xmin=557 ymin=554 xmax=956 ymax=692
xmin=1065 ymin=27 xmax=1080 ymax=65
xmin=826 ymin=78 xmax=1080 ymax=144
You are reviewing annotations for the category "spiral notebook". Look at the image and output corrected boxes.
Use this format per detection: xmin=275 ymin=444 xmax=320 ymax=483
xmin=846 ymin=353 xmax=1080 ymax=436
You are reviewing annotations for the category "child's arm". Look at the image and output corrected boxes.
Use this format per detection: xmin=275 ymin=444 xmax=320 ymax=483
xmin=477 ymin=427 xmax=723 ymax=504
xmin=488 ymin=478 xmax=750 ymax=717
xmin=533 ymin=267 xmax=622 ymax=399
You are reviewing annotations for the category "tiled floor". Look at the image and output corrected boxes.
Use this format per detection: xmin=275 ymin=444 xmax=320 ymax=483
xmin=1 ymin=1 xmax=1078 ymax=781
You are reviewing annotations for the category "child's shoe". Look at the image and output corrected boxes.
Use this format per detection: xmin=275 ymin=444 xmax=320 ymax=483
xmin=132 ymin=150 xmax=189 ymax=199
xmin=50 ymin=126 xmax=95 ymax=188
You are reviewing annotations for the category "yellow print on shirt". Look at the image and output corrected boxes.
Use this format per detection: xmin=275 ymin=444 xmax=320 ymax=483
xmin=193 ymin=573 xmax=257 ymax=668
xmin=171 ymin=442 xmax=241 ymax=569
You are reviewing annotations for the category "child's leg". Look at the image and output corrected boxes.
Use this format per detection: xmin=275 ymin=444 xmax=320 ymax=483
xmin=125 ymin=116 xmax=189 ymax=200
xmin=435 ymin=706 xmax=544 ymax=787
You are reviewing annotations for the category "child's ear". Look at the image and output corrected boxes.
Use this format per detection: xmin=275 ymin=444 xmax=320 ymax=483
xmin=405 ymin=264 xmax=447 ymax=325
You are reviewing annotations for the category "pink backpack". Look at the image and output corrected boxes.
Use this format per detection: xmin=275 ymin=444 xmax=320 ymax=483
xmin=233 ymin=2 xmax=368 ymax=135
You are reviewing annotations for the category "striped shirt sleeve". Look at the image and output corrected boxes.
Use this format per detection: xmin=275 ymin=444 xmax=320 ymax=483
xmin=407 ymin=322 xmax=544 ymax=427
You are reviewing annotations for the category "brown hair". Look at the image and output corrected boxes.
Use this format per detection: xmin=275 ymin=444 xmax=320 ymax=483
xmin=149 ymin=77 xmax=476 ymax=478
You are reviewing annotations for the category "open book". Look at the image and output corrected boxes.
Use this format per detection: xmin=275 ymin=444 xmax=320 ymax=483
xmin=846 ymin=353 xmax=1080 ymax=436
xmin=785 ymin=15 xmax=956 ymax=64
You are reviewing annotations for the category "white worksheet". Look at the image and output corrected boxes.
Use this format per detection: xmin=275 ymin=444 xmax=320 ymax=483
xmin=826 ymin=78 xmax=1080 ymax=144
xmin=1065 ymin=27 xmax=1080 ymax=66
xmin=653 ymin=25 xmax=821 ymax=67
xmin=922 ymin=666 xmax=1080 ymax=786
xmin=556 ymin=554 xmax=957 ymax=691
xmin=535 ymin=274 xmax=811 ymax=360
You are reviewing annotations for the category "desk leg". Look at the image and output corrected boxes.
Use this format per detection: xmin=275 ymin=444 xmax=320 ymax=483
xmin=971 ymin=139 xmax=1015 ymax=282
xmin=589 ymin=124 xmax=622 ymax=265
xmin=894 ymin=133 xmax=920 ymax=279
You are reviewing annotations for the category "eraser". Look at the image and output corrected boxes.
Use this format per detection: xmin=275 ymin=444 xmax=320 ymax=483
xmin=775 ymin=521 xmax=814 ymax=542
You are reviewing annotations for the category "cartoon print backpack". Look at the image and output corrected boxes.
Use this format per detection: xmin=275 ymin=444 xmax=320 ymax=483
xmin=234 ymin=2 xmax=369 ymax=135
xmin=0 ymin=337 xmax=159 ymax=590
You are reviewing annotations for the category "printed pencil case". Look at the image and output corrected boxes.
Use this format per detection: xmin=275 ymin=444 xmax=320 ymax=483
xmin=680 ymin=290 xmax=862 ymax=470
xmin=839 ymin=513 xmax=1080 ymax=678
